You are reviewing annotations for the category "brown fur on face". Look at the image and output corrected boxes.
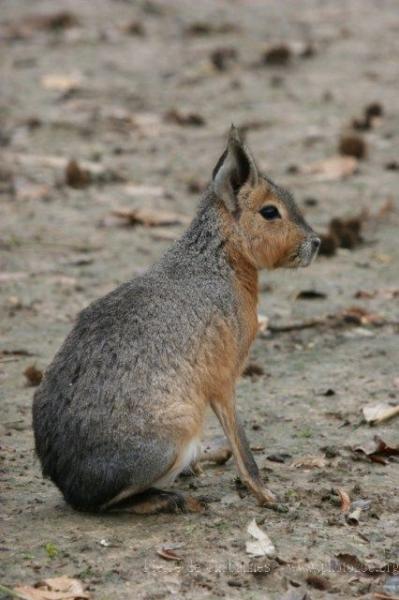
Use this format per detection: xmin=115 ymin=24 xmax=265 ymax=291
xmin=240 ymin=180 xmax=310 ymax=269
xmin=221 ymin=179 xmax=311 ymax=270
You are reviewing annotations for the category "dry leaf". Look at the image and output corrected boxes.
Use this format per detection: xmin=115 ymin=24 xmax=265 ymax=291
xmin=242 ymin=363 xmax=264 ymax=378
xmin=41 ymin=73 xmax=83 ymax=92
xmin=24 ymin=365 xmax=43 ymax=387
xmin=342 ymin=306 xmax=383 ymax=326
xmin=305 ymin=574 xmax=330 ymax=590
xmin=257 ymin=314 xmax=269 ymax=332
xmin=291 ymin=455 xmax=327 ymax=469
xmin=337 ymin=488 xmax=351 ymax=513
xmin=355 ymin=288 xmax=399 ymax=300
xmin=301 ymin=156 xmax=358 ymax=181
xmin=346 ymin=506 xmax=362 ymax=525
xmin=156 ymin=546 xmax=183 ymax=562
xmin=112 ymin=207 xmax=189 ymax=227
xmin=15 ymin=576 xmax=89 ymax=600
xmin=354 ymin=435 xmax=399 ymax=465
xmin=164 ymin=109 xmax=205 ymax=127
xmin=362 ymin=403 xmax=399 ymax=425
xmin=262 ymin=44 xmax=292 ymax=66
xmin=296 ymin=289 xmax=327 ymax=300
xmin=246 ymin=519 xmax=276 ymax=558
xmin=65 ymin=160 xmax=91 ymax=189
xmin=338 ymin=132 xmax=367 ymax=159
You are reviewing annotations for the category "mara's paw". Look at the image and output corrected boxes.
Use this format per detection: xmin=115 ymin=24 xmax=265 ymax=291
xmin=256 ymin=487 xmax=278 ymax=509
xmin=111 ymin=489 xmax=207 ymax=515
xmin=157 ymin=491 xmax=206 ymax=514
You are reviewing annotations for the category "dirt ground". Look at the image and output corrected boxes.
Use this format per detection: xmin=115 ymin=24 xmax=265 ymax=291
xmin=1 ymin=1 xmax=399 ymax=598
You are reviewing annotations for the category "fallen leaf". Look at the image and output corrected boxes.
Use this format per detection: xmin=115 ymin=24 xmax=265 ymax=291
xmin=267 ymin=452 xmax=291 ymax=463
xmin=242 ymin=363 xmax=264 ymax=378
xmin=122 ymin=20 xmax=146 ymax=36
xmin=342 ymin=306 xmax=383 ymax=326
xmin=41 ymin=73 xmax=83 ymax=92
xmin=210 ymin=47 xmax=238 ymax=71
xmin=352 ymin=101 xmax=384 ymax=131
xmin=156 ymin=546 xmax=183 ymax=562
xmin=296 ymin=289 xmax=327 ymax=300
xmin=242 ymin=363 xmax=265 ymax=377
xmin=329 ymin=215 xmax=363 ymax=249
xmin=65 ymin=160 xmax=91 ymax=189
xmin=355 ymin=288 xmax=399 ymax=300
xmin=112 ymin=207 xmax=190 ymax=227
xmin=246 ymin=519 xmax=276 ymax=558
xmin=305 ymin=574 xmax=330 ymax=590
xmin=337 ymin=488 xmax=351 ymax=513
xmin=318 ymin=233 xmax=338 ymax=256
xmin=262 ymin=44 xmax=292 ymax=66
xmin=24 ymin=365 xmax=43 ymax=387
xmin=301 ymin=155 xmax=358 ymax=181
xmin=164 ymin=109 xmax=205 ymax=127
xmin=354 ymin=435 xmax=399 ymax=465
xmin=14 ymin=576 xmax=89 ymax=600
xmin=4 ymin=152 xmax=118 ymax=181
xmin=31 ymin=12 xmax=79 ymax=31
xmin=338 ymin=132 xmax=367 ymax=159
xmin=362 ymin=403 xmax=399 ymax=425
xmin=257 ymin=314 xmax=269 ymax=332
xmin=291 ymin=455 xmax=327 ymax=469
xmin=346 ymin=506 xmax=362 ymax=525
xmin=184 ymin=22 xmax=238 ymax=36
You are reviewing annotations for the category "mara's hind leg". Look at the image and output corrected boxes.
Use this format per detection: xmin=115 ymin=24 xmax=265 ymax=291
xmin=106 ymin=488 xmax=206 ymax=514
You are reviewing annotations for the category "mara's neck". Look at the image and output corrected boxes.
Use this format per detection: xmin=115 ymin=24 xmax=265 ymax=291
xmin=159 ymin=188 xmax=259 ymax=306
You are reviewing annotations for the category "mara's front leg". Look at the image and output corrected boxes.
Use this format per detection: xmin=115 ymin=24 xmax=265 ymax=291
xmin=211 ymin=395 xmax=277 ymax=508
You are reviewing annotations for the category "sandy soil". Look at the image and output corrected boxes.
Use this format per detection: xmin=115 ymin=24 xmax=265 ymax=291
xmin=1 ymin=1 xmax=399 ymax=598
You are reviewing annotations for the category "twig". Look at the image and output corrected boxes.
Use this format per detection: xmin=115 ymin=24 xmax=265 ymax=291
xmin=268 ymin=316 xmax=331 ymax=332
xmin=268 ymin=316 xmax=399 ymax=334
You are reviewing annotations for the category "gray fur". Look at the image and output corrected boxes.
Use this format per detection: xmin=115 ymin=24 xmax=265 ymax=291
xmin=33 ymin=189 xmax=237 ymax=510
xmin=32 ymin=130 xmax=317 ymax=511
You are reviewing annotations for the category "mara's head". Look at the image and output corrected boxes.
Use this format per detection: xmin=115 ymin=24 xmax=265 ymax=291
xmin=212 ymin=126 xmax=320 ymax=269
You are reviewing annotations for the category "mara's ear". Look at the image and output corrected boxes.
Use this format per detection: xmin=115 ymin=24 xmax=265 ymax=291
xmin=212 ymin=125 xmax=259 ymax=213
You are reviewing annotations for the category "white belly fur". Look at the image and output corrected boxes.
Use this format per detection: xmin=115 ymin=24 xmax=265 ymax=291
xmin=154 ymin=437 xmax=201 ymax=488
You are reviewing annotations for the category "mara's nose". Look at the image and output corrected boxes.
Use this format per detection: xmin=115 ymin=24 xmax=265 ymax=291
xmin=311 ymin=237 xmax=321 ymax=253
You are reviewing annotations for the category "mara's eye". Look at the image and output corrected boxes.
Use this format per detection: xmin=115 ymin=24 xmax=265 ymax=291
xmin=259 ymin=205 xmax=281 ymax=220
